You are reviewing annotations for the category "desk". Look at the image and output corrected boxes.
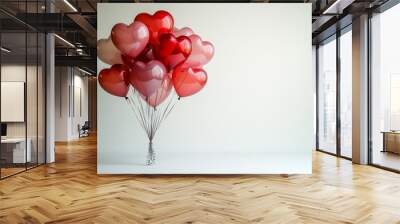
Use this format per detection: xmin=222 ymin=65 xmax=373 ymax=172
xmin=382 ymin=131 xmax=400 ymax=154
xmin=1 ymin=138 xmax=31 ymax=163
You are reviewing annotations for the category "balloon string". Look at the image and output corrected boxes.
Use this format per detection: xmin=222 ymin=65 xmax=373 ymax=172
xmin=126 ymin=91 xmax=147 ymax=136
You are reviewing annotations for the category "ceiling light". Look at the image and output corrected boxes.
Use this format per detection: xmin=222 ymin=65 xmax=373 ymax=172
xmin=78 ymin=67 xmax=93 ymax=76
xmin=54 ymin=34 xmax=75 ymax=48
xmin=1 ymin=47 xmax=11 ymax=53
xmin=63 ymin=0 xmax=78 ymax=12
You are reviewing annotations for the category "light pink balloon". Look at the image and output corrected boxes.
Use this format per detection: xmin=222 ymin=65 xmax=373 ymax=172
xmin=97 ymin=37 xmax=123 ymax=65
xmin=144 ymin=74 xmax=172 ymax=107
xmin=129 ymin=60 xmax=167 ymax=97
xmin=173 ymin=27 xmax=194 ymax=37
xmin=183 ymin=35 xmax=214 ymax=68
xmin=111 ymin=21 xmax=149 ymax=58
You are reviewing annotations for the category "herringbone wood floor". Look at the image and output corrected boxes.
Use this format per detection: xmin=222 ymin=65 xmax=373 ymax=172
xmin=1 ymin=135 xmax=400 ymax=224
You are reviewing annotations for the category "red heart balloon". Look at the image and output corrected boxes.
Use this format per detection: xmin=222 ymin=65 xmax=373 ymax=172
xmin=155 ymin=33 xmax=192 ymax=70
xmin=172 ymin=66 xmax=207 ymax=97
xmin=98 ymin=64 xmax=129 ymax=97
xmin=183 ymin=34 xmax=214 ymax=68
xmin=111 ymin=21 xmax=149 ymax=58
xmin=134 ymin=10 xmax=174 ymax=45
xmin=129 ymin=60 xmax=168 ymax=97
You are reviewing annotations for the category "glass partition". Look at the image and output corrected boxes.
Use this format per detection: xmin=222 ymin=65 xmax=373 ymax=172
xmin=0 ymin=1 xmax=46 ymax=179
xmin=1 ymin=30 xmax=28 ymax=177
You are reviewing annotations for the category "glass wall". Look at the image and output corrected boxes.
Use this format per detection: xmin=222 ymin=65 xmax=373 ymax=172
xmin=371 ymin=3 xmax=400 ymax=171
xmin=317 ymin=36 xmax=337 ymax=154
xmin=0 ymin=1 xmax=46 ymax=179
xmin=339 ymin=29 xmax=352 ymax=158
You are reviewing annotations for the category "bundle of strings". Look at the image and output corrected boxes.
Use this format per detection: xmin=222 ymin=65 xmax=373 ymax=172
xmin=125 ymin=85 xmax=178 ymax=165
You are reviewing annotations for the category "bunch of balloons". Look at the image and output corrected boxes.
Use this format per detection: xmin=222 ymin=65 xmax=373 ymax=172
xmin=97 ymin=10 xmax=214 ymax=165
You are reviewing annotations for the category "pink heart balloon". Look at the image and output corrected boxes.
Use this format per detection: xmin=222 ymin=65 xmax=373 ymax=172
xmin=111 ymin=21 xmax=149 ymax=58
xmin=129 ymin=60 xmax=167 ymax=97
xmin=143 ymin=74 xmax=172 ymax=107
xmin=173 ymin=27 xmax=194 ymax=37
xmin=183 ymin=35 xmax=214 ymax=68
xmin=97 ymin=37 xmax=123 ymax=65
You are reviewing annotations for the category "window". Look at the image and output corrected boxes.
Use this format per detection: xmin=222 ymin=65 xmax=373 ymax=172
xmin=371 ymin=3 xmax=400 ymax=171
xmin=339 ymin=29 xmax=352 ymax=158
xmin=318 ymin=37 xmax=337 ymax=154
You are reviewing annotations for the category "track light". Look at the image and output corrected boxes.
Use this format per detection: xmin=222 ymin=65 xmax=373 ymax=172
xmin=1 ymin=47 xmax=11 ymax=53
xmin=322 ymin=0 xmax=354 ymax=15
xmin=78 ymin=67 xmax=93 ymax=76
xmin=63 ymin=0 xmax=78 ymax=12
xmin=54 ymin=34 xmax=75 ymax=48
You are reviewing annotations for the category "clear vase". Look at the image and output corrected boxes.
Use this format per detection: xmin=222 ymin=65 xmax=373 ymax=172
xmin=146 ymin=141 xmax=155 ymax=165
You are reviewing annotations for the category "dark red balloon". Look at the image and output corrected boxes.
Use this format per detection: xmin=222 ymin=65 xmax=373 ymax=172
xmin=155 ymin=33 xmax=191 ymax=70
xmin=136 ymin=44 xmax=156 ymax=63
xmin=172 ymin=65 xmax=207 ymax=97
xmin=98 ymin=64 xmax=130 ymax=97
xmin=134 ymin=10 xmax=174 ymax=45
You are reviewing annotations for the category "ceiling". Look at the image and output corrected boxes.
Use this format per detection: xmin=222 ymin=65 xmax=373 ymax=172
xmin=0 ymin=0 xmax=394 ymax=73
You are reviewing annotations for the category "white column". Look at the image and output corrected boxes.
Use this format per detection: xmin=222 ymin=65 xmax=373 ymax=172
xmin=352 ymin=14 xmax=369 ymax=164
xmin=45 ymin=0 xmax=55 ymax=163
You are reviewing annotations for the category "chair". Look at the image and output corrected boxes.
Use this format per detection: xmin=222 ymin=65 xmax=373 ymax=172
xmin=79 ymin=121 xmax=90 ymax=138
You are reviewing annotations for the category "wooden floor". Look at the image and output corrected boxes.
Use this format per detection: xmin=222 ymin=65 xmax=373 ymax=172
xmin=1 ymin=135 xmax=400 ymax=224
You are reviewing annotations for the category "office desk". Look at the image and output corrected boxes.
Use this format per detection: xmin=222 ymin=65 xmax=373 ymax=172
xmin=1 ymin=138 xmax=31 ymax=163
xmin=382 ymin=131 xmax=400 ymax=154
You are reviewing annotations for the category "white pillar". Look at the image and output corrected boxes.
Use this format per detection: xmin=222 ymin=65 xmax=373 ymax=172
xmin=46 ymin=1 xmax=55 ymax=163
xmin=352 ymin=14 xmax=369 ymax=164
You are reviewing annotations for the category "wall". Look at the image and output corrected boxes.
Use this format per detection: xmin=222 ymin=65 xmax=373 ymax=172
xmin=97 ymin=3 xmax=313 ymax=174
xmin=1 ymin=65 xmax=41 ymax=139
xmin=54 ymin=67 xmax=89 ymax=141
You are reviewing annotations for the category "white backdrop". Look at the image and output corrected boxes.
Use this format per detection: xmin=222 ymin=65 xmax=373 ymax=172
xmin=97 ymin=3 xmax=313 ymax=174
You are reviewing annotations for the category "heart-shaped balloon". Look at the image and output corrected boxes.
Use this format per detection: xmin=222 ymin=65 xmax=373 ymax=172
xmin=172 ymin=66 xmax=207 ymax=97
xmin=129 ymin=60 xmax=167 ymax=97
xmin=97 ymin=37 xmax=123 ymax=65
xmin=134 ymin=10 xmax=174 ymax=45
xmin=173 ymin=27 xmax=194 ymax=37
xmin=98 ymin=64 xmax=129 ymax=97
xmin=111 ymin=21 xmax=149 ymax=58
xmin=155 ymin=33 xmax=192 ymax=70
xmin=142 ymin=74 xmax=172 ymax=107
xmin=136 ymin=44 xmax=155 ymax=63
xmin=183 ymin=35 xmax=214 ymax=68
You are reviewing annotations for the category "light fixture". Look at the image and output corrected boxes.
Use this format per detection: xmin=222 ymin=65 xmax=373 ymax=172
xmin=78 ymin=67 xmax=93 ymax=76
xmin=63 ymin=0 xmax=78 ymax=12
xmin=1 ymin=47 xmax=11 ymax=53
xmin=54 ymin=34 xmax=75 ymax=48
